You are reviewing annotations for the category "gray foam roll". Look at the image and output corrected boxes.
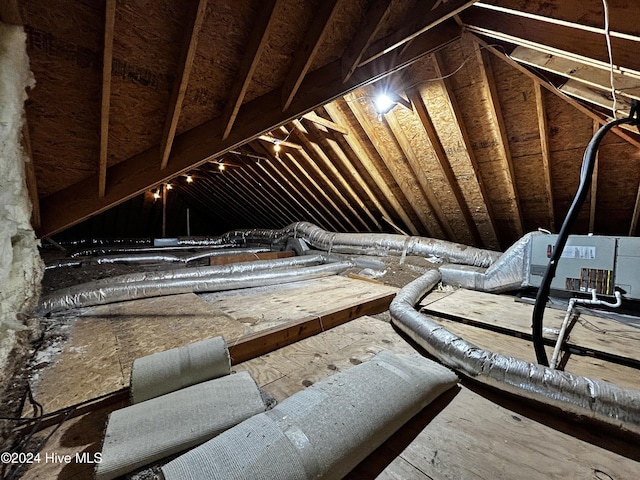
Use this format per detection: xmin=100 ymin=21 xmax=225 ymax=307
xmin=131 ymin=336 xmax=230 ymax=403
xmin=161 ymin=350 xmax=458 ymax=480
xmin=96 ymin=371 xmax=267 ymax=480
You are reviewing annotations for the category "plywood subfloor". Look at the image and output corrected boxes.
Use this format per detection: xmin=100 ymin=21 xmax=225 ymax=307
xmin=31 ymin=276 xmax=397 ymax=413
xmin=22 ymin=314 xmax=640 ymax=480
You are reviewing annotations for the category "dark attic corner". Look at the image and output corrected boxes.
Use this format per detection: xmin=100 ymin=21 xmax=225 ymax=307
xmin=2 ymin=1 xmax=640 ymax=479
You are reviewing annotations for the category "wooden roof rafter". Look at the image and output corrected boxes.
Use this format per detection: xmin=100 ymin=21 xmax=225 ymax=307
xmin=472 ymin=39 xmax=524 ymax=238
xmin=37 ymin=19 xmax=462 ymax=238
xmin=281 ymin=0 xmax=340 ymax=111
xmin=384 ymin=109 xmax=452 ymax=240
xmin=297 ymin=119 xmax=385 ymax=231
xmin=589 ymin=119 xmax=599 ymax=233
xmin=341 ymin=0 xmax=394 ymax=84
xmin=98 ymin=0 xmax=116 ymax=199
xmin=291 ymin=119 xmax=374 ymax=231
xmin=323 ymin=101 xmax=417 ymax=235
xmin=432 ymin=51 xmax=500 ymax=248
xmin=221 ymin=0 xmax=281 ymax=141
xmin=359 ymin=0 xmax=477 ymax=68
xmin=255 ymin=140 xmax=343 ymax=231
xmin=408 ymin=88 xmax=483 ymax=246
xmin=159 ymin=0 xmax=209 ymax=170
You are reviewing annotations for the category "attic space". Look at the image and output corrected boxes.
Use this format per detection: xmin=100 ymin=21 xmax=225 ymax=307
xmin=2 ymin=1 xmax=640 ymax=479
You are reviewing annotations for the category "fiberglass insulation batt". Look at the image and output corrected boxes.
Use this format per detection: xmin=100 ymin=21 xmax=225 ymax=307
xmin=162 ymin=350 xmax=458 ymax=480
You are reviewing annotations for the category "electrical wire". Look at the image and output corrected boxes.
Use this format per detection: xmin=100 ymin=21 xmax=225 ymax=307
xmin=531 ymin=104 xmax=640 ymax=366
xmin=602 ymin=0 xmax=618 ymax=119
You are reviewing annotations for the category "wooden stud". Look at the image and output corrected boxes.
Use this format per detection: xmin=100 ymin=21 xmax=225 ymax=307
xmin=291 ymin=120 xmax=374 ymax=231
xmin=36 ymin=20 xmax=461 ymax=238
xmin=589 ymin=120 xmax=599 ymax=233
xmin=360 ymin=0 xmax=476 ymax=67
xmin=160 ymin=0 xmax=208 ymax=170
xmin=302 ymin=112 xmax=348 ymax=135
xmin=408 ymin=89 xmax=483 ymax=246
xmin=474 ymin=41 xmax=524 ymax=238
xmin=432 ymin=52 xmax=499 ymax=248
xmin=282 ymin=0 xmax=340 ymax=111
xmin=221 ymin=0 xmax=280 ymax=140
xmin=385 ymin=109 xmax=452 ymax=239
xmin=324 ymin=101 xmax=419 ymax=235
xmin=341 ymin=0 xmax=394 ymax=83
xmin=534 ymin=82 xmax=556 ymax=231
xmin=98 ymin=0 xmax=116 ymax=199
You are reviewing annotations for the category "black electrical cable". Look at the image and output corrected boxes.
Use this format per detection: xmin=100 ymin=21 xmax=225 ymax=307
xmin=532 ymin=104 xmax=640 ymax=366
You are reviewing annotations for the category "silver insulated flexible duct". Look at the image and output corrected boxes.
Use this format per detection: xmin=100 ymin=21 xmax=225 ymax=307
xmin=389 ymin=269 xmax=640 ymax=435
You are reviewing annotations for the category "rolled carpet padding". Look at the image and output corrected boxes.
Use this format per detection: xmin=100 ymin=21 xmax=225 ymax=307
xmin=131 ymin=336 xmax=230 ymax=403
xmin=95 ymin=371 xmax=267 ymax=480
xmin=161 ymin=350 xmax=458 ymax=480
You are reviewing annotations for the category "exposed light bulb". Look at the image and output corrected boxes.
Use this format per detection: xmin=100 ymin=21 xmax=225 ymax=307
xmin=273 ymin=140 xmax=281 ymax=152
xmin=166 ymin=183 xmax=173 ymax=190
xmin=153 ymin=189 xmax=161 ymax=200
xmin=218 ymin=162 xmax=226 ymax=171
xmin=374 ymin=93 xmax=396 ymax=116
xmin=186 ymin=174 xmax=193 ymax=183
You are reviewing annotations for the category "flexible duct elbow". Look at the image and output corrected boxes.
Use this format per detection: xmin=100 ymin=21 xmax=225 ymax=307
xmin=389 ymin=270 xmax=640 ymax=435
xmin=440 ymin=231 xmax=541 ymax=292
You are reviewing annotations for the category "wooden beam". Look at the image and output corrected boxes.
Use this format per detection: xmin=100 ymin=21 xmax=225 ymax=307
xmin=533 ymin=82 xmax=556 ymax=231
xmin=589 ymin=120 xmax=599 ymax=233
xmin=342 ymin=93 xmax=433 ymax=236
xmin=385 ymin=110 xmax=452 ymax=239
xmin=302 ymin=111 xmax=348 ymax=135
xmin=37 ymin=20 xmax=461 ymax=238
xmin=511 ymin=46 xmax=640 ymax=102
xmin=408 ymin=89 xmax=483 ymax=246
xmin=160 ymin=0 xmax=208 ymax=170
xmin=360 ymin=0 xmax=476 ymax=67
xmin=432 ymin=52 xmax=499 ymax=248
xmin=475 ymin=37 xmax=640 ymax=150
xmin=221 ymin=0 xmax=280 ymax=140
xmin=316 ymin=136 xmax=384 ymax=231
xmin=282 ymin=0 xmax=340 ymax=111
xmin=560 ymin=79 xmax=633 ymax=117
xmin=630 ymin=184 xmax=640 ymax=236
xmin=474 ymin=42 xmax=524 ymax=238
xmin=291 ymin=120 xmax=372 ymax=231
xmin=98 ymin=0 xmax=116 ymax=198
xmin=227 ymin=291 xmax=396 ymax=364
xmin=22 ymin=122 xmax=41 ymax=229
xmin=460 ymin=6 xmax=640 ymax=76
xmin=257 ymin=142 xmax=343 ymax=231
xmin=341 ymin=0 xmax=393 ymax=83
xmin=297 ymin=121 xmax=383 ymax=231
xmin=324 ymin=101 xmax=421 ymax=236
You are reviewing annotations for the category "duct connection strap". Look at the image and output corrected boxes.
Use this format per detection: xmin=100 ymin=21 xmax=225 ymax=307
xmin=390 ymin=270 xmax=640 ymax=435
xmin=130 ymin=336 xmax=231 ymax=404
xmin=95 ymin=371 xmax=268 ymax=480
xmin=161 ymin=350 xmax=458 ymax=480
